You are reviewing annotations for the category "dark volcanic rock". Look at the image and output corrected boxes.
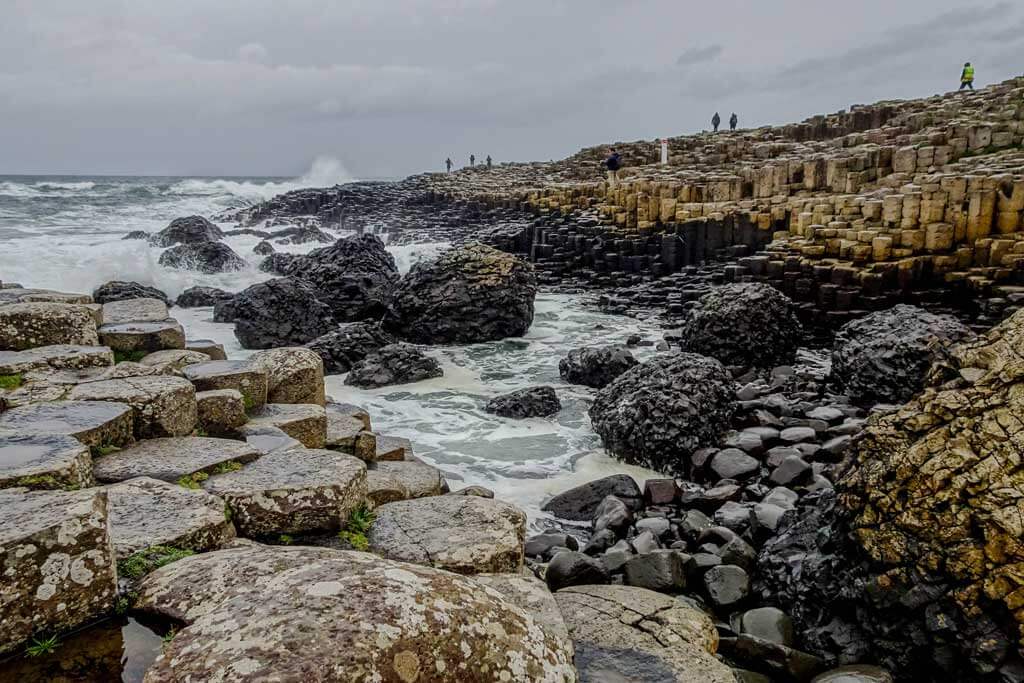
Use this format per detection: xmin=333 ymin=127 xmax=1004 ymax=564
xmin=258 ymin=252 xmax=307 ymax=275
xmin=271 ymin=225 xmax=334 ymax=244
xmin=253 ymin=241 xmax=275 ymax=256
xmin=484 ymin=386 xmax=561 ymax=419
xmin=305 ymin=322 xmax=397 ymax=374
xmin=589 ymin=353 xmax=736 ymax=476
xmin=544 ymin=551 xmax=609 ymax=591
xmin=175 ymin=286 xmax=234 ymax=308
xmin=679 ymin=283 xmax=803 ymax=368
xmin=212 ymin=297 xmax=238 ymax=323
xmin=286 ymin=235 xmax=399 ymax=321
xmin=541 ymin=474 xmax=643 ymax=521
xmin=831 ymin=304 xmax=974 ymax=405
xmin=383 ymin=244 xmax=536 ymax=344
xmin=344 ymin=343 xmax=442 ymax=388
xmin=158 ymin=242 xmax=246 ymax=274
xmin=231 ymin=278 xmax=337 ymax=349
xmin=149 ymin=215 xmax=224 ymax=247
xmin=92 ymin=281 xmax=171 ymax=306
xmin=123 ymin=230 xmax=149 ymax=240
xmin=559 ymin=345 xmax=638 ymax=388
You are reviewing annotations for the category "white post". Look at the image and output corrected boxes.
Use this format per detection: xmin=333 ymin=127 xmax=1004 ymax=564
xmin=660 ymin=138 xmax=669 ymax=165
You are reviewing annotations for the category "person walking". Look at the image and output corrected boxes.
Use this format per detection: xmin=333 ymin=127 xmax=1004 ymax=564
xmin=729 ymin=113 xmax=738 ymax=131
xmin=960 ymin=62 xmax=975 ymax=91
xmin=445 ymin=158 xmax=452 ymax=173
xmin=712 ymin=112 xmax=721 ymax=133
xmin=604 ymin=148 xmax=622 ymax=187
xmin=470 ymin=154 xmax=476 ymax=166
xmin=486 ymin=155 xmax=492 ymax=168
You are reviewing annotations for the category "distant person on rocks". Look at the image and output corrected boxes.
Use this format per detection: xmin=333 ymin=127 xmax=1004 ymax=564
xmin=470 ymin=154 xmax=476 ymax=166
xmin=486 ymin=155 xmax=492 ymax=168
xmin=445 ymin=158 xmax=452 ymax=173
xmin=960 ymin=62 xmax=975 ymax=90
xmin=712 ymin=112 xmax=721 ymax=132
xmin=604 ymin=148 xmax=622 ymax=187
xmin=729 ymin=113 xmax=738 ymax=131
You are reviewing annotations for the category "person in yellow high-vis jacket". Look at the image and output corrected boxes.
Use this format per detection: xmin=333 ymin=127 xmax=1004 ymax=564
xmin=960 ymin=62 xmax=975 ymax=91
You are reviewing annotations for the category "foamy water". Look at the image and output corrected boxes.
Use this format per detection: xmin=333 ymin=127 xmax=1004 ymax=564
xmin=1 ymin=164 xmax=664 ymax=524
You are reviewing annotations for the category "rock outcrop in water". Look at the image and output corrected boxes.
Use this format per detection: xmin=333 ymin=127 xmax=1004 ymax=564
xmin=485 ymin=386 xmax=562 ymax=418
xmin=149 ymin=215 xmax=223 ymax=247
xmin=679 ymin=283 xmax=803 ymax=368
xmin=589 ymin=353 xmax=736 ymax=475
xmin=92 ymin=281 xmax=171 ymax=306
xmin=231 ymin=278 xmax=337 ymax=349
xmin=831 ymin=304 xmax=975 ymax=405
xmin=344 ymin=343 xmax=443 ymax=388
xmin=305 ymin=322 xmax=397 ymax=374
xmin=158 ymin=241 xmax=246 ymax=274
xmin=175 ymin=286 xmax=234 ymax=308
xmin=559 ymin=345 xmax=638 ymax=388
xmin=384 ymin=243 xmax=537 ymax=344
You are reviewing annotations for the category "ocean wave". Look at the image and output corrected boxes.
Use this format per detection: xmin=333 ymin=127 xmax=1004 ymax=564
xmin=166 ymin=156 xmax=354 ymax=201
xmin=34 ymin=181 xmax=97 ymax=191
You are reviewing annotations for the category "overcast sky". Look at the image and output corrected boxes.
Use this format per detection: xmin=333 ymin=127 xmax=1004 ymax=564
xmin=2 ymin=0 xmax=1022 ymax=178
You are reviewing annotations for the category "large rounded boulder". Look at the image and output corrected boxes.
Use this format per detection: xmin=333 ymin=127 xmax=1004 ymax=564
xmin=760 ymin=308 xmax=1024 ymax=680
xmin=135 ymin=544 xmax=576 ymax=681
xmin=679 ymin=283 xmax=803 ymax=367
xmin=175 ymin=286 xmax=234 ymax=308
xmin=92 ymin=281 xmax=171 ymax=306
xmin=384 ymin=243 xmax=537 ymax=344
xmin=305 ymin=322 xmax=397 ymax=374
xmin=158 ymin=242 xmax=246 ymax=274
xmin=559 ymin=345 xmax=638 ymax=388
xmin=149 ymin=215 xmax=223 ymax=247
xmin=589 ymin=353 xmax=735 ymax=476
xmin=286 ymin=234 xmax=399 ymax=321
xmin=231 ymin=278 xmax=337 ymax=349
xmin=831 ymin=304 xmax=974 ymax=404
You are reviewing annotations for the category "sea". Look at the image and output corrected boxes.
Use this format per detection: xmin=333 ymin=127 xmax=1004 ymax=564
xmin=0 ymin=159 xmax=664 ymax=524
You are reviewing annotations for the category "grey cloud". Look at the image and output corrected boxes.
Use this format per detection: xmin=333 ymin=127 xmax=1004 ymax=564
xmin=676 ymin=45 xmax=723 ymax=67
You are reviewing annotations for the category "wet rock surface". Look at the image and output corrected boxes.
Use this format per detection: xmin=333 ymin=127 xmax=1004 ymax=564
xmin=230 ymin=277 xmax=338 ymax=349
xmin=384 ymin=243 xmax=537 ymax=344
xmin=0 ymin=432 xmax=94 ymax=490
xmin=96 ymin=320 xmax=186 ymax=353
xmin=0 ymin=399 xmax=135 ymax=448
xmin=558 ymin=344 xmax=638 ymax=388
xmin=344 ymin=343 xmax=443 ymax=388
xmin=368 ymin=495 xmax=526 ymax=574
xmin=92 ymin=281 xmax=171 ymax=306
xmin=91 ymin=436 xmax=260 ymax=484
xmin=304 ymin=321 xmax=396 ymax=374
xmin=831 ymin=304 xmax=974 ymax=404
xmin=541 ymin=474 xmax=643 ymax=521
xmin=589 ymin=352 xmax=736 ymax=475
xmin=680 ymin=283 xmax=804 ymax=367
xmin=485 ymin=385 xmax=561 ymax=418
xmin=135 ymin=544 xmax=575 ymax=682
xmin=158 ymin=241 xmax=246 ymax=273
xmin=67 ymin=375 xmax=197 ymax=439
xmin=174 ymin=286 xmax=234 ymax=308
xmin=149 ymin=215 xmax=223 ymax=247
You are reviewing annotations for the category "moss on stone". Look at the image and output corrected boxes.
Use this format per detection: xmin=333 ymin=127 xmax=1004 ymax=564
xmin=11 ymin=474 xmax=73 ymax=491
xmin=338 ymin=502 xmax=375 ymax=551
xmin=113 ymin=350 xmax=148 ymax=364
xmin=211 ymin=460 xmax=242 ymax=475
xmin=176 ymin=471 xmax=210 ymax=490
xmin=0 ymin=373 xmax=23 ymax=390
xmin=118 ymin=545 xmax=195 ymax=580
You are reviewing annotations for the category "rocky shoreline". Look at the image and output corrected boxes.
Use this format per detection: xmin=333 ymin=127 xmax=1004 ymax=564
xmin=3 ymin=77 xmax=1024 ymax=682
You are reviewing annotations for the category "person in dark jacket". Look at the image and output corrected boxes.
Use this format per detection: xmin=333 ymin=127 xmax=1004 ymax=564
xmin=486 ymin=155 xmax=492 ymax=168
xmin=445 ymin=158 xmax=452 ymax=173
xmin=604 ymin=148 xmax=622 ymax=187
xmin=470 ymin=154 xmax=476 ymax=166
xmin=729 ymin=113 xmax=738 ymax=131
xmin=712 ymin=112 xmax=721 ymax=132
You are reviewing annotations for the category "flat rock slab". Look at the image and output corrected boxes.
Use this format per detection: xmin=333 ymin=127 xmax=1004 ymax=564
xmin=366 ymin=468 xmax=411 ymax=505
xmin=68 ymin=376 xmax=196 ymax=439
xmin=243 ymin=403 xmax=326 ymax=449
xmin=182 ymin=361 xmax=268 ymax=412
xmin=202 ymin=448 xmax=366 ymax=537
xmin=247 ymin=347 xmax=325 ymax=405
xmin=0 ymin=433 xmax=95 ymax=490
xmin=368 ymin=496 xmax=526 ymax=574
xmin=370 ymin=459 xmax=442 ymax=498
xmin=185 ymin=339 xmax=227 ymax=361
xmin=101 ymin=298 xmax=169 ymax=325
xmin=139 ymin=349 xmax=210 ymax=371
xmin=92 ymin=437 xmax=261 ymax=484
xmin=134 ymin=545 xmax=575 ymax=682
xmin=0 ymin=302 xmax=99 ymax=351
xmin=326 ymin=402 xmax=371 ymax=430
xmin=195 ymin=389 xmax=247 ymax=435
xmin=0 ymin=488 xmax=117 ymax=656
xmin=0 ymin=400 xmax=134 ymax=449
xmin=106 ymin=477 xmax=235 ymax=559
xmin=242 ymin=425 xmax=303 ymax=455
xmin=97 ymin=320 xmax=185 ymax=353
xmin=474 ymin=570 xmax=572 ymax=651
xmin=0 ymin=288 xmax=92 ymax=306
xmin=0 ymin=345 xmax=113 ymax=375
xmin=325 ymin=412 xmax=364 ymax=450
xmin=555 ymin=584 xmax=735 ymax=683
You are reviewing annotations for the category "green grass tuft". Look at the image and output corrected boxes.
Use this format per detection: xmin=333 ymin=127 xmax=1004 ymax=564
xmin=211 ymin=460 xmax=242 ymax=475
xmin=278 ymin=534 xmax=294 ymax=545
xmin=91 ymin=443 xmax=119 ymax=458
xmin=0 ymin=373 xmax=23 ymax=390
xmin=25 ymin=635 xmax=59 ymax=657
xmin=338 ymin=502 xmax=376 ymax=551
xmin=177 ymin=471 xmax=210 ymax=490
xmin=117 ymin=545 xmax=194 ymax=580
xmin=113 ymin=350 xmax=148 ymax=364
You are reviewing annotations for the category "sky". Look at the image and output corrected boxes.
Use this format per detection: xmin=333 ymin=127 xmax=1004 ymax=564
xmin=1 ymin=0 xmax=1022 ymax=179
